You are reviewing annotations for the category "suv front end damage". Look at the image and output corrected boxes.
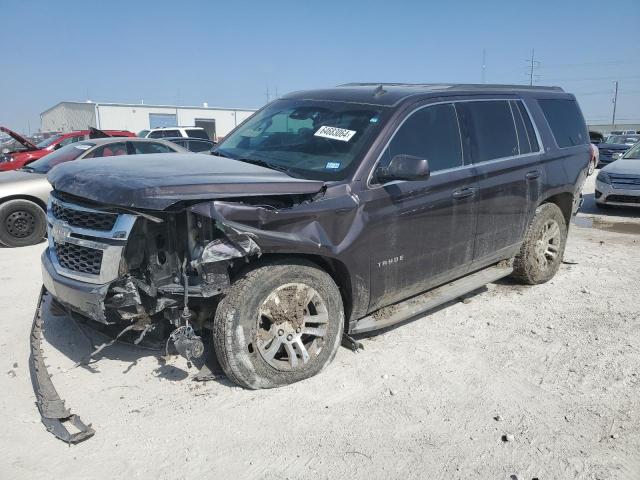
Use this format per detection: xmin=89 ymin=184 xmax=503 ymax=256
xmin=42 ymin=191 xmax=264 ymax=336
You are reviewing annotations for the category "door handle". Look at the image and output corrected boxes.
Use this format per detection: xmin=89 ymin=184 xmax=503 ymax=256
xmin=525 ymin=170 xmax=540 ymax=180
xmin=452 ymin=187 xmax=476 ymax=200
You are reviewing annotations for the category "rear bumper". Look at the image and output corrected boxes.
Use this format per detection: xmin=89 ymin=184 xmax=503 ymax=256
xmin=41 ymin=247 xmax=110 ymax=323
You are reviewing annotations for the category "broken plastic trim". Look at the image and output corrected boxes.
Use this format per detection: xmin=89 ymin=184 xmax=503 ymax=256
xmin=29 ymin=287 xmax=95 ymax=444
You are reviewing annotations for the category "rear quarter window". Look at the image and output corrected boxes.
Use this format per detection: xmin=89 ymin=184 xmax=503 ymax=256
xmin=538 ymin=98 xmax=588 ymax=148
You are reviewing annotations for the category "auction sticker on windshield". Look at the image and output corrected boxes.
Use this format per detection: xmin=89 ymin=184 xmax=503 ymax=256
xmin=314 ymin=126 xmax=356 ymax=142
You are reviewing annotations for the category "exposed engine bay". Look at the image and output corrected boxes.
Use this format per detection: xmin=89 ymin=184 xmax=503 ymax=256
xmin=44 ymin=190 xmax=325 ymax=365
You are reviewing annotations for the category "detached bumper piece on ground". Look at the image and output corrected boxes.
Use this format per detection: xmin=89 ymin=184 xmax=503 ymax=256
xmin=29 ymin=287 xmax=95 ymax=444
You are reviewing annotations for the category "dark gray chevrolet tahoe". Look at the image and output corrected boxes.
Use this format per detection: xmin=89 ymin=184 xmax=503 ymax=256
xmin=41 ymin=84 xmax=590 ymax=390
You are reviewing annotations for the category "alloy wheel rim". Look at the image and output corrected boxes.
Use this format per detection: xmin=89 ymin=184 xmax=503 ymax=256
xmin=534 ymin=219 xmax=561 ymax=270
xmin=5 ymin=210 xmax=35 ymax=238
xmin=256 ymin=283 xmax=329 ymax=371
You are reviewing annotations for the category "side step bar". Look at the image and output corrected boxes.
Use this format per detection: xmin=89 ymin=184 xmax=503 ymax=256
xmin=29 ymin=287 xmax=95 ymax=444
xmin=351 ymin=261 xmax=513 ymax=334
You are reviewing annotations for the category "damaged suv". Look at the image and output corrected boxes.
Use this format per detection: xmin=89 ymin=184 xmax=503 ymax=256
xmin=40 ymin=84 xmax=590 ymax=390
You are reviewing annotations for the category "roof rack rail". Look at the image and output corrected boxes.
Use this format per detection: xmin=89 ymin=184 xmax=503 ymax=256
xmin=337 ymin=82 xmax=564 ymax=92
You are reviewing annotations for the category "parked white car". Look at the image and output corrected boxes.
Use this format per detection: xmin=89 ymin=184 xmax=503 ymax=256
xmin=137 ymin=127 xmax=210 ymax=140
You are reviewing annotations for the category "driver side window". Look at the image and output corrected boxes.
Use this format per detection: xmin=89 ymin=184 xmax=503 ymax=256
xmin=380 ymin=103 xmax=463 ymax=174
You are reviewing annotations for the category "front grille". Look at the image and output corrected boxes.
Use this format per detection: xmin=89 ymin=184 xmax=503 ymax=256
xmin=606 ymin=194 xmax=640 ymax=204
xmin=51 ymin=201 xmax=117 ymax=231
xmin=54 ymin=242 xmax=103 ymax=275
xmin=609 ymin=175 xmax=640 ymax=191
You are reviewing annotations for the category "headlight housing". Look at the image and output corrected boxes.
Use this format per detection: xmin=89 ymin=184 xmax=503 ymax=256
xmin=597 ymin=171 xmax=611 ymax=184
xmin=611 ymin=152 xmax=623 ymax=160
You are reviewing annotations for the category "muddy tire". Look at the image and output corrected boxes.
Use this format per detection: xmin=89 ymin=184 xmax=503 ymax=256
xmin=213 ymin=258 xmax=344 ymax=389
xmin=0 ymin=199 xmax=47 ymax=247
xmin=511 ymin=203 xmax=567 ymax=285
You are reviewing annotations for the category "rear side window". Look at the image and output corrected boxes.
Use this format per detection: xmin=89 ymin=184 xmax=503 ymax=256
xmin=538 ymin=98 xmax=588 ymax=148
xmin=185 ymin=129 xmax=209 ymax=140
xmin=456 ymin=101 xmax=518 ymax=163
xmin=162 ymin=129 xmax=181 ymax=138
xmin=382 ymin=103 xmax=463 ymax=174
xmin=132 ymin=142 xmax=176 ymax=154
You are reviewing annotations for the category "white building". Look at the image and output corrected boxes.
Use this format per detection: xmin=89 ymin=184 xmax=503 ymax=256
xmin=40 ymin=101 xmax=257 ymax=140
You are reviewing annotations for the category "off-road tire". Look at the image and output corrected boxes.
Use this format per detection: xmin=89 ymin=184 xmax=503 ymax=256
xmin=0 ymin=199 xmax=47 ymax=247
xmin=213 ymin=258 xmax=344 ymax=389
xmin=511 ymin=203 xmax=567 ymax=285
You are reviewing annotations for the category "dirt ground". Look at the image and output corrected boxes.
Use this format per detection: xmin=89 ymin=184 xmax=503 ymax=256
xmin=2 ymin=174 xmax=639 ymax=480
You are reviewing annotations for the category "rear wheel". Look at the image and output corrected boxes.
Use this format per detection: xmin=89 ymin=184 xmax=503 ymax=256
xmin=512 ymin=203 xmax=567 ymax=285
xmin=0 ymin=199 xmax=47 ymax=247
xmin=213 ymin=259 xmax=344 ymax=389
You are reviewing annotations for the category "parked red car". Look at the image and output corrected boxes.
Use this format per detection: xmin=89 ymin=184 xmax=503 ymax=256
xmin=0 ymin=127 xmax=135 ymax=171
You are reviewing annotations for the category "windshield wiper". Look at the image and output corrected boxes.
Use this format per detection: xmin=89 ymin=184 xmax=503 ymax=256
xmin=235 ymin=157 xmax=291 ymax=174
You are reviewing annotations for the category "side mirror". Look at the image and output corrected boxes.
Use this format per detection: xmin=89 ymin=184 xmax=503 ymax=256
xmin=53 ymin=143 xmax=62 ymax=150
xmin=377 ymin=154 xmax=430 ymax=183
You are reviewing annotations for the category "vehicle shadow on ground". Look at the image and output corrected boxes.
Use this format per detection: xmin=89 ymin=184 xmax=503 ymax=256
xmin=40 ymin=295 xmax=234 ymax=387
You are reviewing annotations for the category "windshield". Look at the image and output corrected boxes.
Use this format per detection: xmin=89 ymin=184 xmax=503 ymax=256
xmin=35 ymin=134 xmax=63 ymax=149
xmin=606 ymin=135 xmax=640 ymax=145
xmin=623 ymin=142 xmax=640 ymax=159
xmin=138 ymin=130 xmax=150 ymax=138
xmin=213 ymin=99 xmax=384 ymax=181
xmin=26 ymin=142 xmax=95 ymax=173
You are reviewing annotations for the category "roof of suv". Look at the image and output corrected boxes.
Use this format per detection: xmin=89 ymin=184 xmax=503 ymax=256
xmin=282 ymin=83 xmax=567 ymax=107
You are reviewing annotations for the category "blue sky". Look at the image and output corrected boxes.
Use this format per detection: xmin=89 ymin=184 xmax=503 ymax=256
xmin=1 ymin=0 xmax=638 ymax=134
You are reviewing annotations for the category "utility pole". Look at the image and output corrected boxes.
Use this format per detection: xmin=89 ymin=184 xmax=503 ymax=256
xmin=612 ymin=81 xmax=619 ymax=127
xmin=481 ymin=49 xmax=486 ymax=84
xmin=528 ymin=49 xmax=536 ymax=86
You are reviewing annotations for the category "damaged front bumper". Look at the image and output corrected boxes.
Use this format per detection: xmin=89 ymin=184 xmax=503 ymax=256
xmin=29 ymin=287 xmax=95 ymax=443
xmin=41 ymin=248 xmax=111 ymax=323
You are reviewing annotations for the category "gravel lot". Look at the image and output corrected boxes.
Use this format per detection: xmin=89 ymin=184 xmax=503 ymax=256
xmin=2 ymin=174 xmax=639 ymax=480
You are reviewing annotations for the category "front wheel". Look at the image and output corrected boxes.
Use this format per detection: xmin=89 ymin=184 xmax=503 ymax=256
xmin=0 ymin=199 xmax=47 ymax=247
xmin=511 ymin=203 xmax=568 ymax=285
xmin=213 ymin=259 xmax=344 ymax=389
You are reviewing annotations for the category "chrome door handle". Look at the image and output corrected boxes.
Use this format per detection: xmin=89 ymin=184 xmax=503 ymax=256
xmin=452 ymin=187 xmax=476 ymax=199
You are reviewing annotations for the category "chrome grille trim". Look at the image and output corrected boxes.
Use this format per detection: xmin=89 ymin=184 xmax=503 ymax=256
xmin=47 ymin=195 xmax=138 ymax=284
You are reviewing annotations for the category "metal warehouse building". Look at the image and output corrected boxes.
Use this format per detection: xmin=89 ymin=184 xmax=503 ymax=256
xmin=40 ymin=101 xmax=257 ymax=140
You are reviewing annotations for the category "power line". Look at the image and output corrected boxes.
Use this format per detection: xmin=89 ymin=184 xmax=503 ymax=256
xmin=527 ymin=49 xmax=540 ymax=86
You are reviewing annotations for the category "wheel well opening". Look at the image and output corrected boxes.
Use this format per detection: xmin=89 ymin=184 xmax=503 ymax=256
xmin=247 ymin=253 xmax=354 ymax=329
xmin=541 ymin=192 xmax=573 ymax=226
xmin=0 ymin=194 xmax=47 ymax=213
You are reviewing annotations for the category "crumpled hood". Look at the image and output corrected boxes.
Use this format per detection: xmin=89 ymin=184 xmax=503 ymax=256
xmin=602 ymin=159 xmax=640 ymax=175
xmin=47 ymin=153 xmax=325 ymax=210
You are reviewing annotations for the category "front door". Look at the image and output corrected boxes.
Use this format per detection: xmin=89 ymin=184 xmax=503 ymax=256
xmin=360 ymin=102 xmax=479 ymax=311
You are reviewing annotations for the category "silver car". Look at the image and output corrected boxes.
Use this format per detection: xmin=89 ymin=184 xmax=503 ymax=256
xmin=595 ymin=140 xmax=640 ymax=208
xmin=0 ymin=137 xmax=186 ymax=247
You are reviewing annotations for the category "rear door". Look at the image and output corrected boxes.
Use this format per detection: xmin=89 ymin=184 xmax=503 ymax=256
xmin=362 ymin=102 xmax=479 ymax=310
xmin=456 ymin=99 xmax=542 ymax=266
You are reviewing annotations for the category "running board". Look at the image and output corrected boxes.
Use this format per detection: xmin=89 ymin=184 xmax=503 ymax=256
xmin=351 ymin=261 xmax=513 ymax=334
